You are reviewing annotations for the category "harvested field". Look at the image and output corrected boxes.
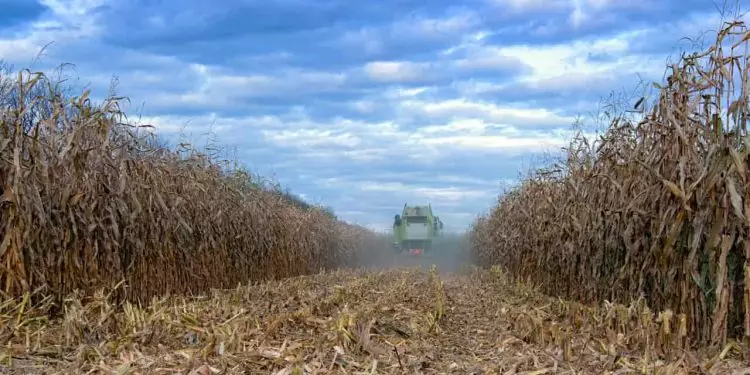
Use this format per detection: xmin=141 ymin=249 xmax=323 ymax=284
xmin=1 ymin=266 xmax=747 ymax=374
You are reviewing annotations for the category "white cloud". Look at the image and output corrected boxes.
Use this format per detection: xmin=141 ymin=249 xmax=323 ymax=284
xmin=399 ymin=99 xmax=575 ymax=127
xmin=40 ymin=0 xmax=107 ymax=19
xmin=263 ymin=129 xmax=363 ymax=148
xmin=361 ymin=182 xmax=491 ymax=201
xmin=489 ymin=36 xmax=632 ymax=80
xmin=0 ymin=38 xmax=42 ymax=62
xmin=404 ymin=11 xmax=480 ymax=37
xmin=253 ymin=107 xmax=576 ymax=163
xmin=363 ymin=61 xmax=429 ymax=83
xmin=412 ymin=134 xmax=566 ymax=153
xmin=452 ymin=53 xmax=523 ymax=72
xmin=568 ymin=0 xmax=588 ymax=28
xmin=487 ymin=0 xmax=648 ymax=28
xmin=338 ymin=11 xmax=479 ymax=54
xmin=488 ymin=0 xmax=569 ymax=13
xmin=447 ymin=28 xmax=689 ymax=99
xmin=419 ymin=119 xmax=488 ymax=135
xmin=136 ymin=113 xmax=292 ymax=135
xmin=115 ymin=66 xmax=354 ymax=111
xmin=0 ymin=0 xmax=107 ymax=63
xmin=199 ymin=67 xmax=348 ymax=97
xmin=320 ymin=178 xmax=493 ymax=202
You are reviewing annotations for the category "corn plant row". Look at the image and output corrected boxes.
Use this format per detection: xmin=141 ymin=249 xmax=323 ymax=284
xmin=0 ymin=69 xmax=384 ymax=305
xmin=470 ymin=20 xmax=750 ymax=346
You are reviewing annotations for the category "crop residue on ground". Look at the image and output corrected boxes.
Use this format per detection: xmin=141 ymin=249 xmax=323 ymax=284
xmin=1 ymin=265 xmax=746 ymax=374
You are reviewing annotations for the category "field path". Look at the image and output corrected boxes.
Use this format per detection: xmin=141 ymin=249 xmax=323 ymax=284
xmin=1 ymin=259 xmax=746 ymax=374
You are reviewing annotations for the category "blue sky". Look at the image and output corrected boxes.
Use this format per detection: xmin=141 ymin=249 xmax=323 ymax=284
xmin=0 ymin=0 xmax=744 ymax=232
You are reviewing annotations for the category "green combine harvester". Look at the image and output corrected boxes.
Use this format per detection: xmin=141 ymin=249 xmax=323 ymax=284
xmin=392 ymin=203 xmax=444 ymax=255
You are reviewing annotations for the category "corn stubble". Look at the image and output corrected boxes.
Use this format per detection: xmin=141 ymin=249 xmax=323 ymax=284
xmin=471 ymin=20 xmax=750 ymax=347
xmin=4 ymin=267 xmax=745 ymax=374
xmin=0 ymin=68 xmax=382 ymax=306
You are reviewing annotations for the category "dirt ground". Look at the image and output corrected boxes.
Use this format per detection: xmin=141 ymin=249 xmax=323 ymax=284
xmin=0 ymin=256 xmax=748 ymax=374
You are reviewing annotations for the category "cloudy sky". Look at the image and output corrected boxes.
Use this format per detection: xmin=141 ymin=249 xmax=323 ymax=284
xmin=0 ymin=0 xmax=742 ymax=232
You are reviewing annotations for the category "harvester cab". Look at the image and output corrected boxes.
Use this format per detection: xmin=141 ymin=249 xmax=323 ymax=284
xmin=392 ymin=202 xmax=443 ymax=255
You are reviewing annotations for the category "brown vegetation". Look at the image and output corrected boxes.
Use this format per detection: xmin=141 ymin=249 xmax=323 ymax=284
xmin=1 ymin=267 xmax=747 ymax=374
xmin=470 ymin=20 xmax=750 ymax=347
xmin=0 ymin=66 xmax=385 ymax=306
xmin=5 ymin=11 xmax=750 ymax=375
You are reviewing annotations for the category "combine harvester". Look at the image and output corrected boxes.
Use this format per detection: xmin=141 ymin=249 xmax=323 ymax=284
xmin=392 ymin=203 xmax=444 ymax=256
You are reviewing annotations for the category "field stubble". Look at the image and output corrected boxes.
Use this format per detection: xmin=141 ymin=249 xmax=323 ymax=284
xmin=0 ymin=266 xmax=747 ymax=374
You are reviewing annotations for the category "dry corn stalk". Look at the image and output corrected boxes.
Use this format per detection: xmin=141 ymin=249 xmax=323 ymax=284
xmin=470 ymin=19 xmax=750 ymax=346
xmin=0 ymin=66 xmax=388 ymax=306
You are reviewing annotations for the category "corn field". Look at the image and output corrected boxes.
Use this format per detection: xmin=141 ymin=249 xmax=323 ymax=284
xmin=470 ymin=20 xmax=750 ymax=347
xmin=0 ymin=68 xmax=384 ymax=305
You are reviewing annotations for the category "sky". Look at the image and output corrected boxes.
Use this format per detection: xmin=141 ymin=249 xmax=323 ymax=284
xmin=0 ymin=0 xmax=744 ymax=233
